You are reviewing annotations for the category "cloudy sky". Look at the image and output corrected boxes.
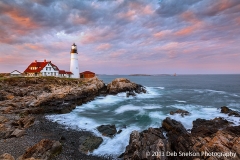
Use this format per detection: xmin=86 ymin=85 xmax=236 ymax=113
xmin=0 ymin=0 xmax=240 ymax=74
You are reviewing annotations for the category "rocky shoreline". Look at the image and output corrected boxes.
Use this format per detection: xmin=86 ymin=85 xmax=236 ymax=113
xmin=0 ymin=77 xmax=146 ymax=160
xmin=123 ymin=107 xmax=240 ymax=160
xmin=1 ymin=76 xmax=239 ymax=160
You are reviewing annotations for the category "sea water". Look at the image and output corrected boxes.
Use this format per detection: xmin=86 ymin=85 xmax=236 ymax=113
xmin=46 ymin=74 xmax=240 ymax=157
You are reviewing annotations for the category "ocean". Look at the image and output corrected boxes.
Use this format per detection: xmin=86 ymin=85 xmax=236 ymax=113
xmin=46 ymin=74 xmax=240 ymax=157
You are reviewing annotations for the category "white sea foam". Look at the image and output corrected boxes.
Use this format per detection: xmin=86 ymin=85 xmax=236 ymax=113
xmin=142 ymin=105 xmax=161 ymax=110
xmin=114 ymin=105 xmax=143 ymax=114
xmin=156 ymin=87 xmax=165 ymax=89
xmin=175 ymin=100 xmax=186 ymax=103
xmin=92 ymin=125 xmax=140 ymax=157
xmin=46 ymin=114 xmax=100 ymax=134
xmin=46 ymin=83 xmax=240 ymax=159
xmin=169 ymin=104 xmax=240 ymax=129
xmin=136 ymin=87 xmax=161 ymax=99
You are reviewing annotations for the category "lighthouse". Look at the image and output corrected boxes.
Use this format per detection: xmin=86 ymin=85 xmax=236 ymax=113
xmin=70 ymin=43 xmax=79 ymax=78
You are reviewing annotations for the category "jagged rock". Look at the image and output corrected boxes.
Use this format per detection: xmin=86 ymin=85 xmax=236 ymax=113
xmin=0 ymin=153 xmax=15 ymax=160
xmin=161 ymin=117 xmax=240 ymax=160
xmin=221 ymin=106 xmax=240 ymax=117
xmin=107 ymin=78 xmax=146 ymax=95
xmin=18 ymin=139 xmax=62 ymax=160
xmin=191 ymin=117 xmax=230 ymax=137
xmin=11 ymin=128 xmax=25 ymax=138
xmin=97 ymin=124 xmax=117 ymax=137
xmin=123 ymin=127 xmax=168 ymax=160
xmin=17 ymin=116 xmax=35 ymax=128
xmin=162 ymin=117 xmax=188 ymax=135
xmin=169 ymin=109 xmax=190 ymax=117
xmin=79 ymin=135 xmax=103 ymax=153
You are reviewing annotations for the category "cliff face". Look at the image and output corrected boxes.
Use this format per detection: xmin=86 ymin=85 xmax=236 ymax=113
xmin=0 ymin=77 xmax=105 ymax=114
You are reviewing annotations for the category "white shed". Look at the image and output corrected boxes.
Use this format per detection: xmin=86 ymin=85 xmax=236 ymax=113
xmin=10 ymin=70 xmax=22 ymax=77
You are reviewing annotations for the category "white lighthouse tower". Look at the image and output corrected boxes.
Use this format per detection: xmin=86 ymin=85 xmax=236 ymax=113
xmin=70 ymin=43 xmax=79 ymax=78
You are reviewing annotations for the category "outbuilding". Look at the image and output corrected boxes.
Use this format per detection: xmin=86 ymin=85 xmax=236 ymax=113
xmin=80 ymin=71 xmax=95 ymax=78
xmin=10 ymin=70 xmax=22 ymax=77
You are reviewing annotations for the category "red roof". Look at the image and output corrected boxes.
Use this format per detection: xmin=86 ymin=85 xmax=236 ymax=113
xmin=65 ymin=71 xmax=73 ymax=75
xmin=80 ymin=71 xmax=95 ymax=74
xmin=24 ymin=60 xmax=71 ymax=74
xmin=24 ymin=61 xmax=48 ymax=73
xmin=59 ymin=70 xmax=66 ymax=74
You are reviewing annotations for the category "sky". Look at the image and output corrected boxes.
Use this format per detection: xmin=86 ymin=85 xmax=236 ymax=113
xmin=0 ymin=0 xmax=240 ymax=74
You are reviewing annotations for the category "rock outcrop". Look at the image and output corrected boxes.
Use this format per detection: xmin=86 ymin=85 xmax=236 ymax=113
xmin=221 ymin=106 xmax=240 ymax=117
xmin=0 ymin=77 xmax=146 ymax=115
xmin=107 ymin=78 xmax=146 ymax=95
xmin=124 ymin=117 xmax=240 ymax=160
xmin=169 ymin=109 xmax=190 ymax=117
xmin=79 ymin=135 xmax=103 ymax=154
xmin=123 ymin=127 xmax=168 ymax=160
xmin=0 ymin=77 xmax=105 ymax=114
xmin=97 ymin=124 xmax=117 ymax=137
xmin=18 ymin=139 xmax=62 ymax=160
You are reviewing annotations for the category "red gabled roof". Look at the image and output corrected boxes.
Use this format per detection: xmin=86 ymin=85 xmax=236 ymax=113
xmin=24 ymin=61 xmax=48 ymax=73
xmin=65 ymin=71 xmax=73 ymax=75
xmin=51 ymin=63 xmax=60 ymax=71
xmin=80 ymin=71 xmax=95 ymax=74
xmin=24 ymin=60 xmax=61 ymax=73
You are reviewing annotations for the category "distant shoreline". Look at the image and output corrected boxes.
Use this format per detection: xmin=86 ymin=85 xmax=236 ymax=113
xmin=129 ymin=74 xmax=152 ymax=76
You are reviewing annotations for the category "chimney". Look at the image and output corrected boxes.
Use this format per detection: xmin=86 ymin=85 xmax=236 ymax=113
xmin=34 ymin=60 xmax=37 ymax=63
xmin=44 ymin=59 xmax=46 ymax=63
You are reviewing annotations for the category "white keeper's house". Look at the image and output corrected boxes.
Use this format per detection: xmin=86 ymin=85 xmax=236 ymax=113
xmin=24 ymin=59 xmax=73 ymax=78
xmin=23 ymin=43 xmax=80 ymax=78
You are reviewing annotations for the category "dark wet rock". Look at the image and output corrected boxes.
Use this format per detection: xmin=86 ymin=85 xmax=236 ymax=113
xmin=126 ymin=91 xmax=136 ymax=97
xmin=191 ymin=117 xmax=230 ymax=137
xmin=123 ymin=127 xmax=168 ymax=160
xmin=79 ymin=135 xmax=103 ymax=153
xmin=19 ymin=139 xmax=62 ymax=160
xmin=117 ymin=129 xmax=122 ymax=134
xmin=169 ymin=109 xmax=190 ymax=117
xmin=162 ymin=117 xmax=188 ymax=135
xmin=97 ymin=124 xmax=117 ymax=137
xmin=221 ymin=106 xmax=240 ymax=117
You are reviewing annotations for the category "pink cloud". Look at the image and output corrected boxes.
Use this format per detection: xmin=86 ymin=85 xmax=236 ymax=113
xmin=81 ymin=28 xmax=116 ymax=44
xmin=153 ymin=30 xmax=172 ymax=39
xmin=109 ymin=49 xmax=126 ymax=58
xmin=117 ymin=10 xmax=136 ymax=21
xmin=96 ymin=43 xmax=111 ymax=51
